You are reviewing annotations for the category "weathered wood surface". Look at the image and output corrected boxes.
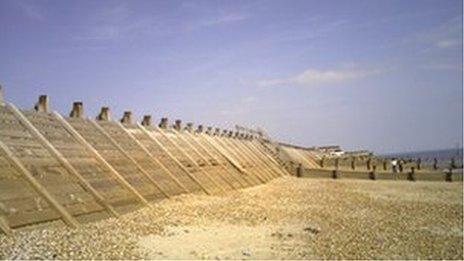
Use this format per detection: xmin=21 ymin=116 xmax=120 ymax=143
xmin=64 ymin=116 xmax=164 ymax=201
xmin=183 ymin=131 xmax=248 ymax=189
xmin=144 ymin=126 xmax=222 ymax=195
xmin=123 ymin=123 xmax=204 ymax=194
xmin=100 ymin=121 xmax=187 ymax=196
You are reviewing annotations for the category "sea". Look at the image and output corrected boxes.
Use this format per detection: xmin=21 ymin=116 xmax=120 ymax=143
xmin=380 ymin=148 xmax=463 ymax=161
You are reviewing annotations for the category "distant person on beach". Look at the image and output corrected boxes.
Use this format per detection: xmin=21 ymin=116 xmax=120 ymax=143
xmin=391 ymin=158 xmax=398 ymax=173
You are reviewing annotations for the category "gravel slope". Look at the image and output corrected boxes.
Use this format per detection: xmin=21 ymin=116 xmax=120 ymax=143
xmin=0 ymin=177 xmax=462 ymax=259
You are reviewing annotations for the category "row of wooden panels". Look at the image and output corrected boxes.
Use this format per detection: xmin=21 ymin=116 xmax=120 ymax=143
xmin=0 ymin=103 xmax=288 ymax=235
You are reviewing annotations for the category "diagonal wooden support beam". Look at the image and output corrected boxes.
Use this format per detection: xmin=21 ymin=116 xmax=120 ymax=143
xmin=250 ymin=140 xmax=291 ymax=176
xmin=237 ymin=139 xmax=282 ymax=179
xmin=155 ymin=126 xmax=226 ymax=194
xmin=8 ymin=106 xmax=119 ymax=218
xmin=0 ymin=139 xmax=80 ymax=229
xmin=90 ymin=120 xmax=170 ymax=199
xmin=184 ymin=131 xmax=249 ymax=189
xmin=215 ymin=136 xmax=268 ymax=183
xmin=137 ymin=123 xmax=211 ymax=195
xmin=114 ymin=121 xmax=190 ymax=194
xmin=202 ymin=134 xmax=264 ymax=185
xmin=196 ymin=133 xmax=254 ymax=188
xmin=232 ymin=139 xmax=276 ymax=180
xmin=175 ymin=130 xmax=238 ymax=190
xmin=53 ymin=112 xmax=150 ymax=208
xmin=0 ymin=215 xmax=12 ymax=236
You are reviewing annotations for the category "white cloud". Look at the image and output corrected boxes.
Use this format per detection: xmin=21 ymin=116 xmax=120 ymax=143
xmin=256 ymin=67 xmax=385 ymax=87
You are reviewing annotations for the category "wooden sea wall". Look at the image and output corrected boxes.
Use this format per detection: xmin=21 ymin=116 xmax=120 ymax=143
xmin=0 ymin=95 xmax=289 ymax=235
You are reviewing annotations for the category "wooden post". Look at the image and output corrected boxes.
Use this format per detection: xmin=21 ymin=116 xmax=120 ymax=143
xmin=137 ymin=123 xmax=211 ymax=195
xmin=69 ymin=102 xmax=84 ymax=118
xmin=369 ymin=165 xmax=376 ymax=180
xmin=90 ymin=119 xmax=170 ymax=198
xmin=120 ymin=111 xmax=132 ymax=124
xmin=445 ymin=168 xmax=453 ymax=182
xmin=0 ymin=139 xmax=80 ymax=228
xmin=53 ymin=112 xmax=150 ymax=207
xmin=114 ymin=120 xmax=189 ymax=194
xmin=433 ymin=158 xmax=438 ymax=170
xmin=407 ymin=167 xmax=416 ymax=181
xmin=34 ymin=95 xmax=49 ymax=112
xmin=96 ymin=107 xmax=110 ymax=121
xmin=159 ymin=118 xmax=168 ymax=129
xmin=142 ymin=115 xmax=152 ymax=127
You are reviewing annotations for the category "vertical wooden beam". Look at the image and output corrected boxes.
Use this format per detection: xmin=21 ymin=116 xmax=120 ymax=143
xmin=89 ymin=119 xmax=170 ymax=198
xmin=0 ymin=139 xmax=80 ymax=228
xmin=8 ymin=105 xmax=118 ymax=217
xmin=137 ymin=123 xmax=211 ymax=195
xmin=114 ymin=121 xmax=190 ymax=194
xmin=52 ymin=112 xmax=150 ymax=207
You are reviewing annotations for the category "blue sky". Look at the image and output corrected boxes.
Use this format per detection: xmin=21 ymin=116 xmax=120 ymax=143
xmin=0 ymin=0 xmax=462 ymax=153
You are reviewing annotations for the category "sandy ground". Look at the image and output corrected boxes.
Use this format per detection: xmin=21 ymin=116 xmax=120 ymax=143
xmin=0 ymin=176 xmax=462 ymax=259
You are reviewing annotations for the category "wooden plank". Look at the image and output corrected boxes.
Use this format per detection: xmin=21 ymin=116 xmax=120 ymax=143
xmin=201 ymin=134 xmax=262 ymax=185
xmin=192 ymin=133 xmax=254 ymax=187
xmin=137 ymin=124 xmax=211 ymax=195
xmin=174 ymin=130 xmax=237 ymax=190
xmin=52 ymin=112 xmax=150 ymax=208
xmin=250 ymin=140 xmax=291 ymax=176
xmin=231 ymin=138 xmax=276 ymax=180
xmin=0 ymin=138 xmax=79 ymax=228
xmin=214 ymin=136 xmax=267 ymax=184
xmin=113 ymin=121 xmax=190 ymax=194
xmin=184 ymin=131 xmax=248 ymax=189
xmin=9 ymin=106 xmax=119 ymax=218
xmin=90 ymin=120 xmax=170 ymax=199
xmin=236 ymin=139 xmax=281 ymax=179
xmin=225 ymin=138 xmax=273 ymax=181
xmin=159 ymin=128 xmax=227 ymax=194
xmin=155 ymin=130 xmax=222 ymax=193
